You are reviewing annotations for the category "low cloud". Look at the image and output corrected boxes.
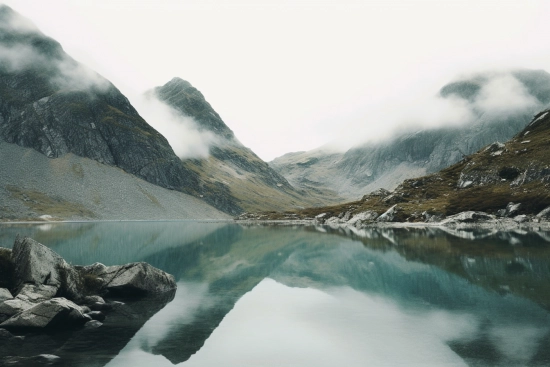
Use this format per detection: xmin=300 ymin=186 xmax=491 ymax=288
xmin=473 ymin=74 xmax=539 ymax=116
xmin=0 ymin=7 xmax=110 ymax=92
xmin=133 ymin=94 xmax=219 ymax=159
xmin=52 ymin=58 xmax=111 ymax=92
xmin=0 ymin=43 xmax=47 ymax=71
xmin=0 ymin=5 xmax=39 ymax=34
xmin=332 ymin=71 xmax=543 ymax=150
xmin=0 ymin=42 xmax=111 ymax=92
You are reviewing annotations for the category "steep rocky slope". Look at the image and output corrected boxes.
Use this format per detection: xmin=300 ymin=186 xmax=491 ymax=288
xmin=0 ymin=139 xmax=229 ymax=221
xmin=151 ymin=78 xmax=342 ymax=212
xmin=269 ymin=107 xmax=550 ymax=222
xmin=0 ymin=5 xmax=240 ymax=215
xmin=271 ymin=70 xmax=550 ymax=200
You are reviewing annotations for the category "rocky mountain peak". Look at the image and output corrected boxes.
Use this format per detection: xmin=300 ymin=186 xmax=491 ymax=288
xmin=164 ymin=77 xmax=193 ymax=90
xmin=0 ymin=6 xmax=214 ymax=206
xmin=152 ymin=78 xmax=235 ymax=140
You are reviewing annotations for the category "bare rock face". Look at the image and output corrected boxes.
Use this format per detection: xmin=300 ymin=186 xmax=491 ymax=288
xmin=0 ymin=297 xmax=89 ymax=329
xmin=536 ymin=206 xmax=550 ymax=219
xmin=376 ymin=205 xmax=399 ymax=222
xmin=11 ymin=236 xmax=65 ymax=292
xmin=16 ymin=284 xmax=58 ymax=304
xmin=0 ymin=236 xmax=177 ymax=332
xmin=0 ymin=288 xmax=12 ymax=302
xmin=440 ymin=211 xmax=494 ymax=225
xmin=85 ymin=262 xmax=177 ymax=296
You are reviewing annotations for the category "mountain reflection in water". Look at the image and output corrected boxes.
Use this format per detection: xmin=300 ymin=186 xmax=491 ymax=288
xmin=1 ymin=222 xmax=550 ymax=367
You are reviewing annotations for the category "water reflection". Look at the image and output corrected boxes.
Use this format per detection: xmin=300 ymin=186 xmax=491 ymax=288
xmin=1 ymin=222 xmax=550 ymax=366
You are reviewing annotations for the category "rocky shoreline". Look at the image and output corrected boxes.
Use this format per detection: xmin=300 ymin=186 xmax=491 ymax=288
xmin=236 ymin=207 xmax=550 ymax=231
xmin=0 ymin=235 xmax=177 ymax=366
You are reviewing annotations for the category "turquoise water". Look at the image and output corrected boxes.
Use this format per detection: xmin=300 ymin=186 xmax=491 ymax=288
xmin=1 ymin=222 xmax=550 ymax=367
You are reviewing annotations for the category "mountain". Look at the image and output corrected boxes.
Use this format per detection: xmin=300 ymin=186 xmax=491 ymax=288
xmin=0 ymin=5 xmax=232 ymax=219
xmin=0 ymin=139 xmax=229 ymax=221
xmin=275 ymin=107 xmax=550 ymax=222
xmin=149 ymin=77 xmax=343 ymax=212
xmin=270 ymin=70 xmax=550 ymax=200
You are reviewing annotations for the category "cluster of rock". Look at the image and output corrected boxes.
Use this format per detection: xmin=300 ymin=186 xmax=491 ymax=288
xmin=0 ymin=236 xmax=176 ymax=332
xmin=312 ymin=202 xmax=550 ymax=229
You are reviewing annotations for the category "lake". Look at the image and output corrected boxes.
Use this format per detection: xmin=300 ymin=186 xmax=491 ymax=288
xmin=1 ymin=221 xmax=550 ymax=367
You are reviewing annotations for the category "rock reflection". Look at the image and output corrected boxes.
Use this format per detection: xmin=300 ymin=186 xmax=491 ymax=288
xmin=2 ymin=222 xmax=550 ymax=366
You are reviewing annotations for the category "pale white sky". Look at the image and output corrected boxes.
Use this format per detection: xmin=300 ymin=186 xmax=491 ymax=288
xmin=3 ymin=0 xmax=550 ymax=160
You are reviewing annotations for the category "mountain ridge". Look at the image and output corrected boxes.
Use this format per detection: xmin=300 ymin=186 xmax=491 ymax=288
xmin=261 ymin=106 xmax=550 ymax=222
xmin=150 ymin=78 xmax=344 ymax=212
xmin=271 ymin=69 xmax=550 ymax=200
xmin=0 ymin=5 xmax=239 ymax=217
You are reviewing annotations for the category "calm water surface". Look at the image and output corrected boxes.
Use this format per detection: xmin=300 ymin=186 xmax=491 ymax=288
xmin=1 ymin=222 xmax=550 ymax=367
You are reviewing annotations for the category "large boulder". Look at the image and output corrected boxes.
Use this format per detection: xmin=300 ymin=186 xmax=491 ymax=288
xmin=11 ymin=236 xmax=66 ymax=292
xmin=10 ymin=236 xmax=94 ymax=302
xmin=0 ymin=247 xmax=14 ymax=289
xmin=88 ymin=262 xmax=177 ymax=296
xmin=0 ymin=288 xmax=12 ymax=302
xmin=0 ymin=297 xmax=90 ymax=329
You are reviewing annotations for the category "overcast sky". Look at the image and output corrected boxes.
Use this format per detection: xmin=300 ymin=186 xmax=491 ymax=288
xmin=3 ymin=0 xmax=550 ymax=160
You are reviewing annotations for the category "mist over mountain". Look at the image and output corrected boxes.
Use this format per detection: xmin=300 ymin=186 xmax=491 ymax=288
xmin=271 ymin=69 xmax=550 ymax=200
xmin=276 ymin=105 xmax=550 ymax=223
xmin=0 ymin=5 xmax=236 ymax=218
xmin=149 ymin=78 xmax=343 ymax=212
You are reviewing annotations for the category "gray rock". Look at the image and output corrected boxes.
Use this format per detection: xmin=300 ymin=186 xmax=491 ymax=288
xmin=0 ymin=297 xmax=88 ymax=329
xmin=325 ymin=216 xmax=341 ymax=226
xmin=82 ymin=295 xmax=106 ymax=305
xmin=505 ymin=202 xmax=522 ymax=217
xmin=376 ymin=205 xmax=398 ymax=222
xmin=348 ymin=210 xmax=379 ymax=225
xmin=536 ymin=206 xmax=550 ymax=219
xmin=87 ymin=311 xmax=105 ymax=321
xmin=0 ymin=287 xmax=13 ymax=302
xmin=98 ymin=262 xmax=176 ymax=296
xmin=84 ymin=320 xmax=103 ymax=329
xmin=0 ymin=283 xmax=59 ymax=319
xmin=11 ymin=236 xmax=66 ymax=292
xmin=16 ymin=284 xmax=58 ymax=304
xmin=513 ymin=215 xmax=529 ymax=223
xmin=0 ymin=298 xmax=33 ymax=317
xmin=441 ymin=211 xmax=494 ymax=225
